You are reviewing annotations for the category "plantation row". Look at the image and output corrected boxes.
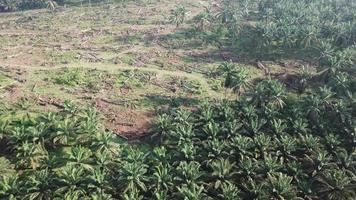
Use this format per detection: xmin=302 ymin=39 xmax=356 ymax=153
xmin=186 ymin=0 xmax=356 ymax=65
xmin=0 ymin=0 xmax=355 ymax=199
xmin=0 ymin=66 xmax=355 ymax=199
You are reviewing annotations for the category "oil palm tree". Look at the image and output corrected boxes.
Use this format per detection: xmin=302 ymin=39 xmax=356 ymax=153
xmin=53 ymin=117 xmax=77 ymax=145
xmin=242 ymin=177 xmax=268 ymax=199
xmin=55 ymin=165 xmax=87 ymax=198
xmin=24 ymin=169 xmax=55 ymax=200
xmin=117 ymin=162 xmax=148 ymax=193
xmin=193 ymin=6 xmax=213 ymax=31
xmin=216 ymin=0 xmax=235 ymax=24
xmin=252 ymin=79 xmax=286 ymax=109
xmin=176 ymin=161 xmax=204 ymax=185
xmin=170 ymin=5 xmax=188 ymax=28
xmin=16 ymin=141 xmax=47 ymax=169
xmin=8 ymin=126 xmax=28 ymax=148
xmin=210 ymin=158 xmax=237 ymax=189
xmin=238 ymin=157 xmax=259 ymax=178
xmin=218 ymin=181 xmax=241 ymax=200
xmin=95 ymin=149 xmax=113 ymax=170
xmin=232 ymin=67 xmax=250 ymax=95
xmin=206 ymin=138 xmax=228 ymax=162
xmin=198 ymin=103 xmax=215 ymax=124
xmin=153 ymin=164 xmax=173 ymax=191
xmin=153 ymin=114 xmax=173 ymax=143
xmin=266 ymin=172 xmax=297 ymax=199
xmin=90 ymin=192 xmax=113 ymax=200
xmin=154 ymin=188 xmax=169 ymax=200
xmin=122 ymin=187 xmax=143 ymax=200
xmin=217 ymin=61 xmax=238 ymax=96
xmin=91 ymin=132 xmax=120 ymax=155
xmin=68 ymin=146 xmax=93 ymax=171
xmin=315 ymin=169 xmax=356 ymax=200
xmin=88 ymin=168 xmax=112 ymax=197
xmin=177 ymin=183 xmax=205 ymax=200
xmin=0 ymin=174 xmax=20 ymax=200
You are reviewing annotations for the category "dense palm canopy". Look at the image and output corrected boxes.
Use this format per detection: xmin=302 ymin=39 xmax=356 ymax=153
xmin=0 ymin=65 xmax=355 ymax=199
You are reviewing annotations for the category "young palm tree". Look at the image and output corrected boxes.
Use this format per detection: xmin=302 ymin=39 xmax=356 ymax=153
xmin=152 ymin=164 xmax=173 ymax=191
xmin=298 ymin=66 xmax=313 ymax=93
xmin=24 ymin=169 xmax=55 ymax=200
xmin=254 ymin=133 xmax=273 ymax=154
xmin=252 ymin=79 xmax=286 ymax=109
xmin=175 ymin=124 xmax=196 ymax=143
xmin=174 ymin=108 xmax=192 ymax=126
xmin=90 ymin=192 xmax=113 ymax=200
xmin=63 ymin=100 xmax=78 ymax=115
xmin=266 ymin=173 xmax=297 ymax=199
xmin=55 ymin=165 xmax=87 ymax=198
xmin=298 ymin=179 xmax=318 ymax=200
xmin=153 ymin=114 xmax=173 ymax=143
xmin=117 ymin=162 xmax=148 ymax=193
xmin=91 ymin=132 xmax=120 ymax=156
xmin=242 ymin=177 xmax=268 ymax=199
xmin=16 ymin=141 xmax=47 ymax=169
xmin=40 ymin=112 xmax=57 ymax=127
xmin=203 ymin=121 xmax=220 ymax=139
xmin=46 ymin=0 xmax=57 ymax=11
xmin=122 ymin=187 xmax=143 ymax=200
xmin=88 ymin=167 xmax=112 ymax=197
xmin=278 ymin=134 xmax=297 ymax=156
xmin=218 ymin=181 xmax=241 ymax=200
xmin=52 ymin=117 xmax=77 ymax=145
xmin=245 ymin=116 xmax=266 ymax=136
xmin=170 ymin=5 xmax=188 ymax=28
xmin=216 ymin=0 xmax=236 ymax=24
xmin=237 ymin=157 xmax=259 ymax=178
xmin=176 ymin=161 xmax=204 ymax=186
xmin=330 ymin=72 xmax=351 ymax=95
xmin=197 ymin=102 xmax=215 ymax=124
xmin=154 ymin=188 xmax=169 ymax=200
xmin=152 ymin=146 xmax=170 ymax=164
xmin=206 ymin=138 xmax=228 ymax=162
xmin=315 ymin=169 xmax=356 ymax=200
xmin=264 ymin=153 xmax=282 ymax=173
xmin=177 ymin=183 xmax=205 ymax=200
xmin=0 ymin=157 xmax=14 ymax=176
xmin=95 ymin=149 xmax=113 ymax=170
xmin=0 ymin=175 xmax=20 ymax=200
xmin=68 ymin=146 xmax=93 ymax=171
xmin=232 ymin=67 xmax=251 ymax=95
xmin=8 ymin=126 xmax=28 ymax=148
xmin=210 ymin=158 xmax=237 ymax=189
xmin=193 ymin=6 xmax=213 ymax=31
xmin=217 ymin=61 xmax=238 ymax=96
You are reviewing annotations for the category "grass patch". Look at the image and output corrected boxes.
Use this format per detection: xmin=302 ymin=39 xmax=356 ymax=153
xmin=0 ymin=74 xmax=14 ymax=88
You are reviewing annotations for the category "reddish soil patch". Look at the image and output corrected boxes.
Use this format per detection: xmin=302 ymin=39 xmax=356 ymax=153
xmin=95 ymin=98 xmax=153 ymax=140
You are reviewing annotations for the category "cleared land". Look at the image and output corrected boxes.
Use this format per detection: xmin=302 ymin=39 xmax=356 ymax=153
xmin=0 ymin=0 xmax=306 ymax=139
